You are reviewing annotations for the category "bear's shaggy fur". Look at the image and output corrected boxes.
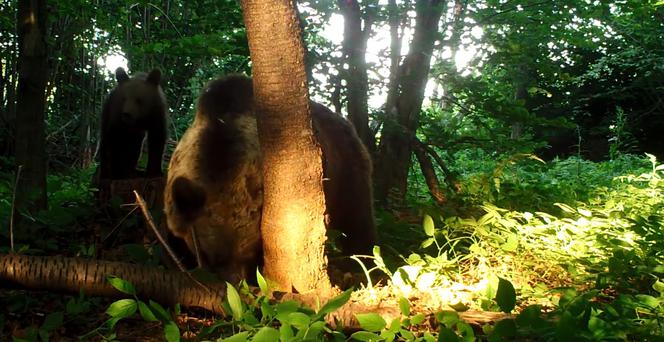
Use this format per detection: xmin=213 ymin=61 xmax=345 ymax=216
xmin=164 ymin=75 xmax=376 ymax=281
xmin=99 ymin=68 xmax=168 ymax=179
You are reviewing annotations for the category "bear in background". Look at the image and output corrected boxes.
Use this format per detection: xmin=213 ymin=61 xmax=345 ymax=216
xmin=164 ymin=74 xmax=377 ymax=282
xmin=98 ymin=67 xmax=168 ymax=180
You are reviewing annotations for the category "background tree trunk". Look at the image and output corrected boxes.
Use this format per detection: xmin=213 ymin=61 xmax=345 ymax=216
xmin=240 ymin=0 xmax=332 ymax=293
xmin=374 ymin=0 xmax=444 ymax=207
xmin=339 ymin=0 xmax=374 ymax=154
xmin=15 ymin=0 xmax=49 ymax=211
xmin=511 ymin=63 xmax=531 ymax=140
xmin=384 ymin=0 xmax=404 ymax=116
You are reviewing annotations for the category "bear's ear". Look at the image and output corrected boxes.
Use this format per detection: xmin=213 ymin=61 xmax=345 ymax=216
xmin=147 ymin=69 xmax=162 ymax=86
xmin=115 ymin=67 xmax=129 ymax=83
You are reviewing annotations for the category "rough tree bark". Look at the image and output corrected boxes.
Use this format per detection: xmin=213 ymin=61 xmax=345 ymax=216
xmin=240 ymin=0 xmax=332 ymax=294
xmin=375 ymin=0 xmax=445 ymax=207
xmin=339 ymin=0 xmax=375 ymax=154
xmin=15 ymin=0 xmax=49 ymax=211
xmin=0 ymin=253 xmax=507 ymax=327
xmin=0 ymin=253 xmax=225 ymax=313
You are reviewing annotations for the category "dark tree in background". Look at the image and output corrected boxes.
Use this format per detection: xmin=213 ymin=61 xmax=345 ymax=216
xmin=339 ymin=0 xmax=374 ymax=155
xmin=15 ymin=0 xmax=48 ymax=211
xmin=374 ymin=0 xmax=444 ymax=206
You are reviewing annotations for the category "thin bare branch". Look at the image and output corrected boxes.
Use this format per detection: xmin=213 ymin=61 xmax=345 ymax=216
xmin=133 ymin=190 xmax=211 ymax=293
xmin=9 ymin=165 xmax=22 ymax=252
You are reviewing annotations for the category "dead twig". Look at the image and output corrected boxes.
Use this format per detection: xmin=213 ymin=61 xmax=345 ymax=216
xmin=190 ymin=225 xmax=204 ymax=268
xmin=9 ymin=165 xmax=22 ymax=252
xmin=133 ymin=190 xmax=211 ymax=293
xmin=102 ymin=206 xmax=139 ymax=245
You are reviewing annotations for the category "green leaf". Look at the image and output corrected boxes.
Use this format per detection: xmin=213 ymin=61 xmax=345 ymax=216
xmin=556 ymin=311 xmax=575 ymax=341
xmin=448 ymin=302 xmax=469 ymax=312
xmin=438 ymin=327 xmax=460 ymax=342
xmin=305 ymin=321 xmax=327 ymax=339
xmin=355 ymin=313 xmax=387 ymax=332
xmin=315 ymin=288 xmax=352 ymax=319
xmin=104 ymin=317 xmax=122 ymax=330
xmin=242 ymin=311 xmax=260 ymax=326
xmin=399 ymin=297 xmax=410 ymax=316
xmin=420 ymin=237 xmax=435 ymax=249
xmin=226 ymin=282 xmax=243 ymax=321
xmin=350 ymin=331 xmax=383 ymax=341
xmin=400 ymin=329 xmax=415 ymax=340
xmin=138 ymin=301 xmax=158 ymax=322
xmin=636 ymin=294 xmax=660 ymax=309
xmin=275 ymin=300 xmax=300 ymax=323
xmin=654 ymin=280 xmax=664 ymax=295
xmin=402 ymin=318 xmax=411 ymax=328
xmin=380 ymin=330 xmax=396 ymax=342
xmin=457 ymin=321 xmax=475 ymax=341
xmin=388 ymin=318 xmax=401 ymax=333
xmin=41 ymin=311 xmax=64 ymax=332
xmin=260 ymin=300 xmax=276 ymax=319
xmin=288 ymin=312 xmax=311 ymax=329
xmin=495 ymin=277 xmax=516 ymax=313
xmin=276 ymin=300 xmax=300 ymax=314
xmin=435 ymin=311 xmax=459 ymax=327
xmin=253 ymin=327 xmax=280 ymax=342
xmin=256 ymin=268 xmax=269 ymax=295
xmin=555 ymin=203 xmax=575 ymax=213
xmin=500 ymin=235 xmax=518 ymax=252
xmin=218 ymin=331 xmax=249 ymax=342
xmin=423 ymin=215 xmax=435 ymax=236
xmin=577 ymin=207 xmax=592 ymax=217
xmin=516 ymin=305 xmax=543 ymax=328
xmin=106 ymin=299 xmax=137 ymax=319
xmin=107 ymin=276 xmax=136 ymax=296
xmin=163 ymin=320 xmax=180 ymax=342
xmin=491 ymin=319 xmax=516 ymax=338
xmin=149 ymin=300 xmax=171 ymax=321
xmin=588 ymin=316 xmax=609 ymax=334
xmin=411 ymin=313 xmax=425 ymax=325
xmin=423 ymin=331 xmax=436 ymax=342
xmin=279 ymin=324 xmax=294 ymax=341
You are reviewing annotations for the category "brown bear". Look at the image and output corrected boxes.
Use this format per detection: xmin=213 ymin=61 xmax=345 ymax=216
xmin=98 ymin=67 xmax=168 ymax=180
xmin=164 ymin=74 xmax=377 ymax=282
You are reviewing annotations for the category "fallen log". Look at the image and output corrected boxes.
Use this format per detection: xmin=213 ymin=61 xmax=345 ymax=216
xmin=0 ymin=253 xmax=508 ymax=329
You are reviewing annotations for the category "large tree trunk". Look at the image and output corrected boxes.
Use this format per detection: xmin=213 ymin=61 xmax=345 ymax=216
xmin=375 ymin=0 xmax=445 ymax=207
xmin=240 ymin=0 xmax=332 ymax=294
xmin=15 ymin=0 xmax=49 ymax=211
xmin=339 ymin=0 xmax=374 ymax=154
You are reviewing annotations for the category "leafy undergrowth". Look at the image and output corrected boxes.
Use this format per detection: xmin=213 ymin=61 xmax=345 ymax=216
xmin=3 ymin=154 xmax=664 ymax=341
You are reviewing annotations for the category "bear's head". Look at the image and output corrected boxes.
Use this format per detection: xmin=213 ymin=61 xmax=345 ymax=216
xmin=164 ymin=75 xmax=264 ymax=281
xmin=113 ymin=67 xmax=166 ymax=125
